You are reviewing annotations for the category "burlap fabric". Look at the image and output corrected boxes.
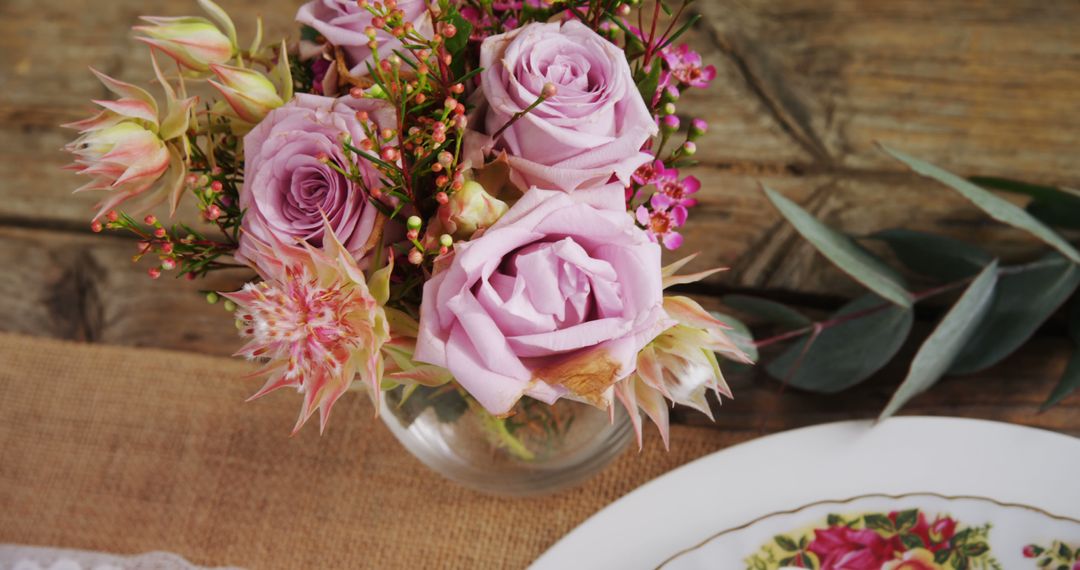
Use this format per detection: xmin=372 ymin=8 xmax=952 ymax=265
xmin=0 ymin=332 xmax=752 ymax=569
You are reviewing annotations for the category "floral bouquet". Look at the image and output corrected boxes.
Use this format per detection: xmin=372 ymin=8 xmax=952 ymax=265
xmin=64 ymin=0 xmax=750 ymax=472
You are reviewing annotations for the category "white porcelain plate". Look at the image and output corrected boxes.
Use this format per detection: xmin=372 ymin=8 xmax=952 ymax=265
xmin=531 ymin=417 xmax=1080 ymax=569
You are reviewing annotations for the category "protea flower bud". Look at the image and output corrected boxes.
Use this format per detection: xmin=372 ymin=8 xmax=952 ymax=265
xmin=208 ymin=64 xmax=284 ymax=124
xmin=134 ymin=16 xmax=234 ymax=72
xmin=65 ymin=122 xmax=172 ymax=218
xmin=439 ymin=180 xmax=509 ymax=239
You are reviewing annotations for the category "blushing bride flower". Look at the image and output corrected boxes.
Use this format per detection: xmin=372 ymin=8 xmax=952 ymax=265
xmin=476 ymin=20 xmax=658 ymax=192
xmin=414 ymin=187 xmax=670 ymax=415
xmin=616 ymin=258 xmax=751 ymax=447
xmin=236 ymin=94 xmax=397 ymax=265
xmin=64 ymin=60 xmax=195 ymax=220
xmin=224 ymin=220 xmax=392 ymax=434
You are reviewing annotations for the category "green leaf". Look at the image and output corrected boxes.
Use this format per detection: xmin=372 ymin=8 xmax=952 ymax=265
xmin=763 ymin=186 xmax=912 ymax=307
xmin=964 ymin=542 xmax=990 ymax=557
xmin=882 ymin=146 xmax=1080 ymax=264
xmin=901 ymin=534 xmax=927 ymax=550
xmin=711 ymin=311 xmax=759 ymax=362
xmin=950 ymin=255 xmax=1080 ymax=374
xmin=1042 ymin=350 xmax=1080 ymax=410
xmin=766 ymin=294 xmax=914 ymax=393
xmin=774 ymin=535 xmax=799 ymax=552
xmin=880 ymin=261 xmax=999 ymax=419
xmin=864 ymin=513 xmax=895 ymax=533
xmin=871 ymin=229 xmax=994 ymax=281
xmin=1044 ymin=300 xmax=1080 ymax=408
xmin=970 ymin=176 xmax=1080 ymax=229
xmin=935 ymin=549 xmax=952 ymax=563
xmin=636 ymin=62 xmax=662 ymax=104
xmin=826 ymin=514 xmax=845 ymax=527
xmin=722 ymin=295 xmax=812 ymax=330
xmin=895 ymin=509 xmax=919 ymax=531
xmin=444 ymin=9 xmax=473 ymax=56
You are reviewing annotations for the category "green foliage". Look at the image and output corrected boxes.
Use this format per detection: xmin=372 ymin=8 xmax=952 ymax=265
xmin=970 ymin=176 xmax=1080 ymax=229
xmin=880 ymin=262 xmax=998 ymax=419
xmin=766 ymin=294 xmax=913 ymax=393
xmin=882 ymin=145 xmax=1080 ymax=263
xmin=763 ymin=186 xmax=912 ymax=307
xmin=752 ymin=148 xmax=1080 ymax=414
xmin=722 ymin=295 xmax=812 ymax=330
xmin=1042 ymin=300 xmax=1080 ymax=409
xmin=872 ymin=229 xmax=993 ymax=281
xmin=949 ymin=255 xmax=1080 ymax=374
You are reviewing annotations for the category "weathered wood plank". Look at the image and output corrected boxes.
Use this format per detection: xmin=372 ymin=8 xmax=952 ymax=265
xmin=691 ymin=0 xmax=1080 ymax=181
xmin=1 ymin=0 xmax=1077 ymax=297
xmin=0 ymin=226 xmax=248 ymax=355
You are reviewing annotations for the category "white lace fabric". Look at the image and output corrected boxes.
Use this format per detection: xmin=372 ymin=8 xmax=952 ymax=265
xmin=0 ymin=546 xmax=242 ymax=570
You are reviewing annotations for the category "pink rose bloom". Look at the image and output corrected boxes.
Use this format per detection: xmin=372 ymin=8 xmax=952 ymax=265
xmin=477 ymin=20 xmax=658 ymax=192
xmin=807 ymin=526 xmax=898 ymax=570
xmin=296 ymin=0 xmax=430 ymax=77
xmin=236 ymin=94 xmax=396 ymax=265
xmin=414 ymin=187 xmax=669 ymax=414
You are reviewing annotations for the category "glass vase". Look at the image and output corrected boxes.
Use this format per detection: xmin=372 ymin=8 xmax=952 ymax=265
xmin=379 ymin=384 xmax=633 ymax=496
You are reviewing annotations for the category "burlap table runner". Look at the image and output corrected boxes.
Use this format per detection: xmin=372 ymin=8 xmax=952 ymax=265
xmin=0 ymin=332 xmax=754 ymax=568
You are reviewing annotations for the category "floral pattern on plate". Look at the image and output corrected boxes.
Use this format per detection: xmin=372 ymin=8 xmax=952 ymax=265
xmin=660 ymin=494 xmax=1080 ymax=570
xmin=1022 ymin=540 xmax=1080 ymax=569
xmin=745 ymin=508 xmax=997 ymax=570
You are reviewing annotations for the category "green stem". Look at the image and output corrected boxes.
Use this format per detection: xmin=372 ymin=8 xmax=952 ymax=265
xmin=467 ymin=399 xmax=536 ymax=461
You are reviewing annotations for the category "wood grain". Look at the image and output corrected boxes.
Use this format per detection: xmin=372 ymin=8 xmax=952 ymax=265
xmin=3 ymin=0 xmax=1077 ymax=293
xmin=0 ymin=0 xmax=1078 ymax=426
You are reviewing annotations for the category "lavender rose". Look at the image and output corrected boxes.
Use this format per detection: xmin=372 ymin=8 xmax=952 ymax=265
xmin=236 ymin=94 xmax=396 ymax=264
xmin=296 ymin=0 xmax=430 ymax=78
xmin=476 ymin=20 xmax=658 ymax=192
xmin=414 ymin=187 xmax=670 ymax=415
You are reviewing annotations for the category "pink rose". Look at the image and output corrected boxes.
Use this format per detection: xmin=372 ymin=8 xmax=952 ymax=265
xmin=808 ymin=526 xmax=898 ymax=570
xmin=236 ymin=94 xmax=396 ymax=265
xmin=296 ymin=0 xmax=430 ymax=77
xmin=413 ymin=187 xmax=669 ymax=414
xmin=476 ymin=20 xmax=657 ymax=192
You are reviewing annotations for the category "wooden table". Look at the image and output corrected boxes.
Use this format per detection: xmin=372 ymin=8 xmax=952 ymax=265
xmin=1 ymin=1 xmax=1078 ymax=436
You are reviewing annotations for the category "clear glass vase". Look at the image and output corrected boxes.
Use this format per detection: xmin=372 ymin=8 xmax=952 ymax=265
xmin=379 ymin=384 xmax=633 ymax=496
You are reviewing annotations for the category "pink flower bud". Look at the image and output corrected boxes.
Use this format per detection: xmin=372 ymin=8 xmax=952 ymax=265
xmin=161 ymin=258 xmax=177 ymax=271
xmin=90 ymin=221 xmax=103 ymax=233
xmin=134 ymin=16 xmax=234 ymax=72
xmin=408 ymin=248 xmax=424 ymax=265
xmin=439 ymin=180 xmax=508 ymax=239
xmin=144 ymin=215 xmax=158 ymax=225
xmin=148 ymin=267 xmax=162 ymax=279
xmin=208 ymin=64 xmax=284 ymax=124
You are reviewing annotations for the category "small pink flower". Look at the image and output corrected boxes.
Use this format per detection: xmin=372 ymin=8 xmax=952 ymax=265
xmin=1022 ymin=545 xmax=1037 ymax=558
xmin=656 ymin=171 xmax=700 ymax=209
xmin=632 ymin=160 xmax=668 ymax=186
xmin=636 ymin=197 xmax=685 ymax=250
xmin=662 ymin=44 xmax=717 ymax=88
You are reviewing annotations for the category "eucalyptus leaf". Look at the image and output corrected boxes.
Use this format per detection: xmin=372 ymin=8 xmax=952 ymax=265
xmin=766 ymin=294 xmax=914 ymax=393
xmin=969 ymin=176 xmax=1080 ymax=229
xmin=1027 ymin=201 xmax=1080 ymax=230
xmin=722 ymin=295 xmax=812 ymax=329
xmin=882 ymin=146 xmax=1080 ymax=264
xmin=950 ymin=254 xmax=1080 ymax=374
xmin=880 ymin=261 xmax=999 ymax=419
xmin=871 ymin=229 xmax=993 ymax=281
xmin=1041 ymin=350 xmax=1080 ymax=410
xmin=711 ymin=311 xmax=759 ymax=362
xmin=763 ymin=186 xmax=913 ymax=307
xmin=1041 ymin=300 xmax=1080 ymax=410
